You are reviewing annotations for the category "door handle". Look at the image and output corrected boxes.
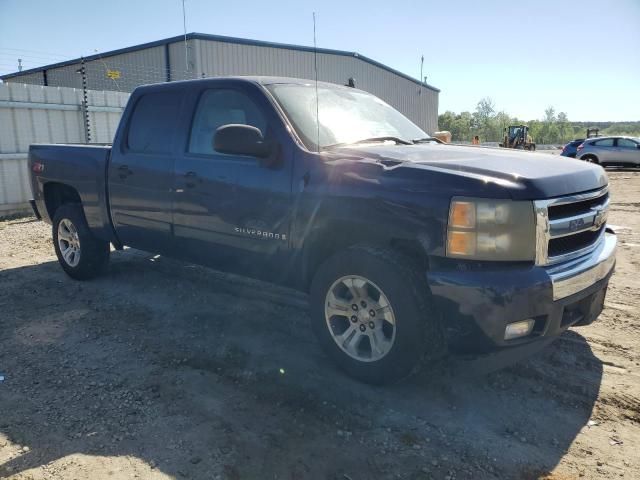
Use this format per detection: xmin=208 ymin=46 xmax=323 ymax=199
xmin=184 ymin=171 xmax=198 ymax=188
xmin=118 ymin=164 xmax=132 ymax=179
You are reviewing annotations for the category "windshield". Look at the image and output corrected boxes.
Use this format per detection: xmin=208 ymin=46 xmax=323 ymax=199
xmin=267 ymin=83 xmax=428 ymax=151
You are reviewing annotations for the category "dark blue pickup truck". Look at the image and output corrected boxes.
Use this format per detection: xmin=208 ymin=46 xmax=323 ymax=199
xmin=28 ymin=77 xmax=616 ymax=383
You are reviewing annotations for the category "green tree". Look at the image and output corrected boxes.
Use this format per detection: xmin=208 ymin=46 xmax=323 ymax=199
xmin=438 ymin=111 xmax=456 ymax=133
xmin=494 ymin=111 xmax=513 ymax=143
xmin=544 ymin=106 xmax=556 ymax=123
xmin=539 ymin=106 xmax=561 ymax=143
xmin=473 ymin=97 xmax=497 ymax=141
xmin=557 ymin=112 xmax=571 ymax=143
xmin=455 ymin=111 xmax=473 ymax=141
xmin=438 ymin=111 xmax=473 ymax=142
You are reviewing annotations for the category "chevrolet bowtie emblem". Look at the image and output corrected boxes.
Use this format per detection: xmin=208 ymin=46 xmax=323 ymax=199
xmin=592 ymin=206 xmax=607 ymax=230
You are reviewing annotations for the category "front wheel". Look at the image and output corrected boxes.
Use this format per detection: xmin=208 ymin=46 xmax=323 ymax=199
xmin=310 ymin=245 xmax=444 ymax=384
xmin=53 ymin=204 xmax=110 ymax=280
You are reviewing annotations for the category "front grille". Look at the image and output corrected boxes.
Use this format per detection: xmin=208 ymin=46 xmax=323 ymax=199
xmin=548 ymin=192 xmax=609 ymax=220
xmin=535 ymin=187 xmax=609 ymax=265
xmin=548 ymin=226 xmax=604 ymax=257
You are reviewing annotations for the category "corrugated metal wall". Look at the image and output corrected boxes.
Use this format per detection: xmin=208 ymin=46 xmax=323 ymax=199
xmin=195 ymin=40 xmax=438 ymax=133
xmin=4 ymin=38 xmax=438 ymax=133
xmin=168 ymin=39 xmax=197 ymax=81
xmin=0 ymin=83 xmax=129 ymax=215
xmin=6 ymin=71 xmax=44 ymax=86
xmin=45 ymin=46 xmax=168 ymax=92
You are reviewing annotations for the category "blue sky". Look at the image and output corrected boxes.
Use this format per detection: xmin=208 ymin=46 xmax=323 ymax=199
xmin=1 ymin=0 xmax=638 ymax=121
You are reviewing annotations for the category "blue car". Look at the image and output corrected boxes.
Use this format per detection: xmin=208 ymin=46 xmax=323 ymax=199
xmin=561 ymin=139 xmax=585 ymax=158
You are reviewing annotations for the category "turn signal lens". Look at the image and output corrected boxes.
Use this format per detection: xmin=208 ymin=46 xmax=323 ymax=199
xmin=449 ymin=201 xmax=476 ymax=229
xmin=447 ymin=231 xmax=476 ymax=256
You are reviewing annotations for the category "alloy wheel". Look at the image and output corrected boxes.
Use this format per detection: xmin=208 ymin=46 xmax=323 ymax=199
xmin=57 ymin=218 xmax=81 ymax=267
xmin=324 ymin=275 xmax=396 ymax=362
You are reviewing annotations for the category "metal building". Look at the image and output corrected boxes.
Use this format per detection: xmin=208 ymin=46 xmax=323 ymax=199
xmin=0 ymin=33 xmax=439 ymax=133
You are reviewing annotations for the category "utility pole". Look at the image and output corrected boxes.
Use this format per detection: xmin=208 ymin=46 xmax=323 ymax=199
xmin=77 ymin=57 xmax=91 ymax=143
xmin=182 ymin=0 xmax=189 ymax=73
xmin=419 ymin=55 xmax=424 ymax=95
xmin=419 ymin=55 xmax=425 ymax=131
xmin=18 ymin=59 xmax=22 ymax=72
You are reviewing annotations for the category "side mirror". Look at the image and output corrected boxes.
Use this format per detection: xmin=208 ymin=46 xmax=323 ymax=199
xmin=213 ymin=124 xmax=270 ymax=158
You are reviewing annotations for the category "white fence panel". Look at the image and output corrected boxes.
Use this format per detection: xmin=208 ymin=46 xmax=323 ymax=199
xmin=0 ymin=154 xmax=30 ymax=215
xmin=0 ymin=83 xmax=129 ymax=215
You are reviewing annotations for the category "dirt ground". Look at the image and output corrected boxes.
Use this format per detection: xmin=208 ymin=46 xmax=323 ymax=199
xmin=0 ymin=170 xmax=638 ymax=480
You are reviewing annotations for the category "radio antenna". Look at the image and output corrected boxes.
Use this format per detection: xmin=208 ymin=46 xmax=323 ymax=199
xmin=313 ymin=12 xmax=320 ymax=153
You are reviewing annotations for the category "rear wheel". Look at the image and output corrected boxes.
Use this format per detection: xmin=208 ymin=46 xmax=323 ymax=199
xmin=310 ymin=244 xmax=444 ymax=384
xmin=582 ymin=155 xmax=599 ymax=164
xmin=53 ymin=204 xmax=109 ymax=280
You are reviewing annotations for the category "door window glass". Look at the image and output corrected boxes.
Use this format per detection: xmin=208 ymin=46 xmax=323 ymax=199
xmin=617 ymin=138 xmax=637 ymax=148
xmin=127 ymin=91 xmax=183 ymax=154
xmin=188 ymin=89 xmax=267 ymax=155
xmin=592 ymin=139 xmax=614 ymax=147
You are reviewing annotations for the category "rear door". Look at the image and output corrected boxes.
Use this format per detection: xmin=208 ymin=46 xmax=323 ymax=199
xmin=108 ymin=88 xmax=185 ymax=252
xmin=172 ymin=83 xmax=294 ymax=280
xmin=591 ymin=138 xmax=615 ymax=164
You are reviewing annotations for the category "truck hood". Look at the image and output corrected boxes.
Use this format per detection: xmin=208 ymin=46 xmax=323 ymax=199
xmin=330 ymin=143 xmax=608 ymax=200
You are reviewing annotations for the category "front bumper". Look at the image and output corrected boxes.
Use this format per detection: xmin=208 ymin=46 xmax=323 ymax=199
xmin=427 ymin=232 xmax=616 ymax=351
xmin=548 ymin=233 xmax=616 ymax=300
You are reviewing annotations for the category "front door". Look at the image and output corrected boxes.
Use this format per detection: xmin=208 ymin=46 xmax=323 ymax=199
xmin=615 ymin=138 xmax=640 ymax=165
xmin=108 ymin=89 xmax=184 ymax=252
xmin=172 ymin=85 xmax=293 ymax=279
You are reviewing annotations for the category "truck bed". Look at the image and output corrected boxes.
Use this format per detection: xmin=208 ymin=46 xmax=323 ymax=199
xmin=29 ymin=143 xmax=115 ymax=243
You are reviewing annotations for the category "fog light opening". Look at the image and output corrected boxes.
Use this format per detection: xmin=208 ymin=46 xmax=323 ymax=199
xmin=504 ymin=319 xmax=535 ymax=340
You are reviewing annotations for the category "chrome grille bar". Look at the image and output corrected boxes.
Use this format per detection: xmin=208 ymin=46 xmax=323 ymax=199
xmin=534 ymin=186 xmax=609 ymax=266
xmin=548 ymin=197 xmax=609 ymax=238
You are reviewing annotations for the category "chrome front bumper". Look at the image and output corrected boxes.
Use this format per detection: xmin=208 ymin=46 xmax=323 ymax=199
xmin=547 ymin=232 xmax=616 ymax=300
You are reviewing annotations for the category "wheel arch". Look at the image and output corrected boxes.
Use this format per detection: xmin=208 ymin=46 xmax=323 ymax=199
xmin=43 ymin=182 xmax=83 ymax=221
xmin=300 ymin=219 xmax=430 ymax=290
xmin=580 ymin=153 xmax=600 ymax=164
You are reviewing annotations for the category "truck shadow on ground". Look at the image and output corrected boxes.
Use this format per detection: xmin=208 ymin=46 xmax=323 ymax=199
xmin=0 ymin=251 xmax=604 ymax=479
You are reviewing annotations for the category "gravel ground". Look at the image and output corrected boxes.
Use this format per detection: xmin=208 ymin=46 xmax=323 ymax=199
xmin=0 ymin=170 xmax=638 ymax=480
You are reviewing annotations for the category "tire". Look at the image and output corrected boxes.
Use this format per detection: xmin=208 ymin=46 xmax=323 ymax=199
xmin=52 ymin=204 xmax=109 ymax=280
xmin=582 ymin=155 xmax=599 ymax=164
xmin=310 ymin=244 xmax=444 ymax=384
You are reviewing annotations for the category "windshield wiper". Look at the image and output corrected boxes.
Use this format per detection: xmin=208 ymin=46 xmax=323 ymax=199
xmin=323 ymin=136 xmax=413 ymax=149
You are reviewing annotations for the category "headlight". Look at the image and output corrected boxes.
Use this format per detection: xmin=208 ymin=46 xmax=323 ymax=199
xmin=446 ymin=198 xmax=535 ymax=261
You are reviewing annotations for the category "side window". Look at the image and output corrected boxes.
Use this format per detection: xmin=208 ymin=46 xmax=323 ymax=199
xmin=593 ymin=139 xmax=614 ymax=147
xmin=188 ymin=89 xmax=267 ymax=155
xmin=617 ymin=138 xmax=637 ymax=148
xmin=127 ymin=91 xmax=183 ymax=154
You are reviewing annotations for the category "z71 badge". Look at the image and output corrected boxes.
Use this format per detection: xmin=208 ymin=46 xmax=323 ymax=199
xmin=235 ymin=227 xmax=287 ymax=241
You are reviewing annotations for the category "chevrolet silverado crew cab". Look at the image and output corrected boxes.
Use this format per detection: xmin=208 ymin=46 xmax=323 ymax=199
xmin=28 ymin=77 xmax=616 ymax=384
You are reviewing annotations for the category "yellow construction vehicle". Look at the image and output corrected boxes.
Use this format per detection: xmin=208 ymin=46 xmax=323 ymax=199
xmin=499 ymin=124 xmax=536 ymax=151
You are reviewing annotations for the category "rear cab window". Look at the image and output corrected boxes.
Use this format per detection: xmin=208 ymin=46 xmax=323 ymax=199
xmin=127 ymin=91 xmax=183 ymax=154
